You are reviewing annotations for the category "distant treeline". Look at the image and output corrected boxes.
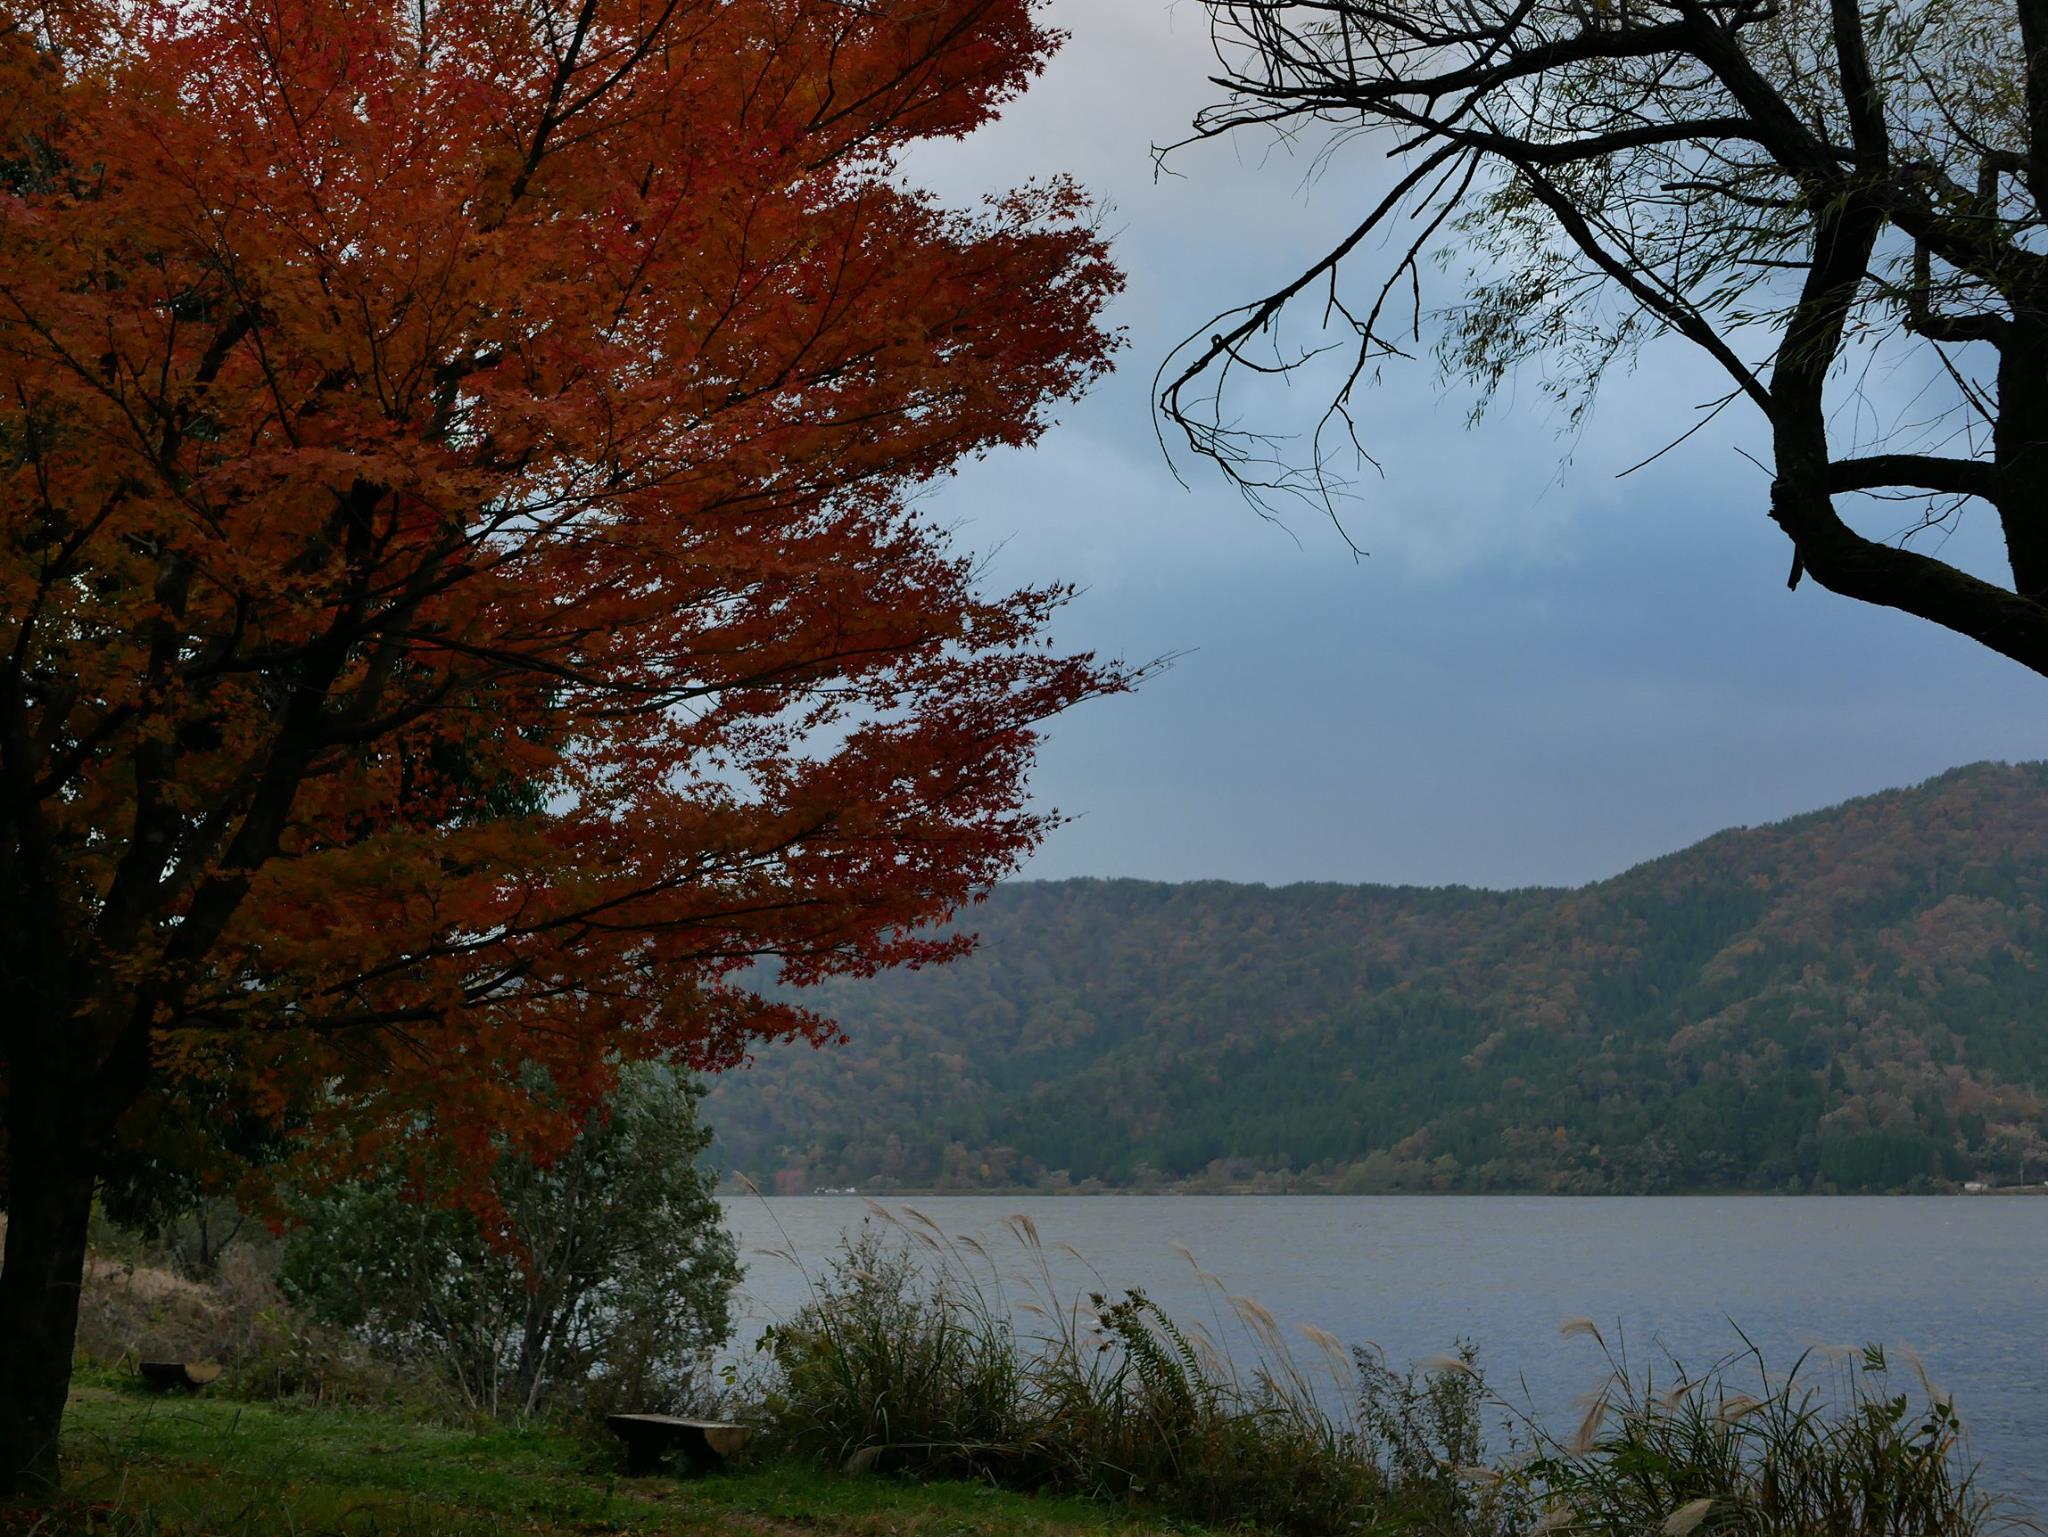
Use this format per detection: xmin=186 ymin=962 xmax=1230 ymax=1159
xmin=710 ymin=763 xmax=2048 ymax=1195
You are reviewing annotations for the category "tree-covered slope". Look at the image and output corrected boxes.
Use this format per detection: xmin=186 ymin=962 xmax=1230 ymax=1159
xmin=708 ymin=764 xmax=2048 ymax=1194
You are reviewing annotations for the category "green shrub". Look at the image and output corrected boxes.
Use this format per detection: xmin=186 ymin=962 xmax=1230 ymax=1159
xmin=753 ymin=1226 xmax=1029 ymax=1478
xmin=283 ymin=1066 xmax=737 ymax=1420
xmin=1064 ymin=1287 xmax=1389 ymax=1533
xmin=1357 ymin=1341 xmax=1529 ymax=1535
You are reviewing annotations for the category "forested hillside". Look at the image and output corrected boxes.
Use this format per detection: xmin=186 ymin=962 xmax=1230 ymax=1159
xmin=709 ymin=764 xmax=2048 ymax=1194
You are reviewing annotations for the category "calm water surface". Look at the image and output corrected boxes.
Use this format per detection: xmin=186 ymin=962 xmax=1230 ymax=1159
xmin=721 ymin=1196 xmax=2047 ymax=1509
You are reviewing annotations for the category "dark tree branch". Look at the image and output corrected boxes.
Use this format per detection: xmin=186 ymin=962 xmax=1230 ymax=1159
xmin=1829 ymin=453 xmax=1999 ymax=499
xmin=1163 ymin=0 xmax=2048 ymax=679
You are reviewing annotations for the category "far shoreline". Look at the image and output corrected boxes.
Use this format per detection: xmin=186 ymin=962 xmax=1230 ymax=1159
xmin=719 ymin=1183 xmax=2048 ymax=1200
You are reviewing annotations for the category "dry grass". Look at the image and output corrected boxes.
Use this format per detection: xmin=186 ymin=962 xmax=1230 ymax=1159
xmin=65 ymin=1239 xmax=433 ymax=1411
xmin=73 ymin=1248 xmax=270 ymax=1368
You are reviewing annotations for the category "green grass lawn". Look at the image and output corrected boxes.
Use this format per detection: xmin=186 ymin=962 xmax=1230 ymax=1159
xmin=55 ymin=1376 xmax=1197 ymax=1537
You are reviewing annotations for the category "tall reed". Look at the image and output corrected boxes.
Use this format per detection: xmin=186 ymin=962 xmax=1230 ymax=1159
xmin=1512 ymin=1329 xmax=2027 ymax=1535
xmin=739 ymin=1205 xmax=2033 ymax=1537
xmin=743 ymin=1205 xmax=1509 ymax=1534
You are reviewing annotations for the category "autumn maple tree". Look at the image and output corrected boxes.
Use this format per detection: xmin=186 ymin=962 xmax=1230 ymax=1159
xmin=0 ymin=0 xmax=1124 ymax=1492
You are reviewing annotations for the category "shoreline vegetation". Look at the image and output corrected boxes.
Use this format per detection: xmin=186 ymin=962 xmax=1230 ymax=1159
xmin=720 ymin=1180 xmax=2048 ymax=1199
xmin=33 ymin=1203 xmax=2041 ymax=1536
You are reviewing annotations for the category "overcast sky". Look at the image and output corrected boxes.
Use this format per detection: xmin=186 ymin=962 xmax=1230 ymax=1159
xmin=899 ymin=0 xmax=2048 ymax=892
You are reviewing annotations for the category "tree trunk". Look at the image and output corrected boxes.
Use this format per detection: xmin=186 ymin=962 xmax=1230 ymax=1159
xmin=0 ymin=1100 xmax=97 ymax=1499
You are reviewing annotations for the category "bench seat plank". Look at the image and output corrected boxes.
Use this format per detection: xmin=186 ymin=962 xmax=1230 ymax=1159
xmin=138 ymin=1361 xmax=223 ymax=1392
xmin=605 ymin=1414 xmax=751 ymax=1475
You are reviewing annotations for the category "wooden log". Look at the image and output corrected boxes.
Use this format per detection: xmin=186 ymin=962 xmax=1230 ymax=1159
xmin=138 ymin=1360 xmax=223 ymax=1393
xmin=604 ymin=1413 xmax=751 ymax=1477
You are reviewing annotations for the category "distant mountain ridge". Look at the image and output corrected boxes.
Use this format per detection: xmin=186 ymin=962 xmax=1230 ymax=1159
xmin=708 ymin=763 xmax=2048 ymax=1194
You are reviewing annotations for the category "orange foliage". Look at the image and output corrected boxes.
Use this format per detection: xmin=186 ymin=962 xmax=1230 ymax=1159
xmin=0 ymin=0 xmax=1125 ymax=1197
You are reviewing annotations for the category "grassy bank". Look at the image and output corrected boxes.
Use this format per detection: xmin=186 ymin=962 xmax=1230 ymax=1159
xmin=53 ymin=1374 xmax=1197 ymax=1537
xmin=47 ymin=1345 xmax=2036 ymax=1537
xmin=32 ymin=1209 xmax=2038 ymax=1536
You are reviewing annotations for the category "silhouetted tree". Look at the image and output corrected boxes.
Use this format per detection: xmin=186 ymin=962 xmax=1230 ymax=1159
xmin=1162 ymin=0 xmax=2048 ymax=674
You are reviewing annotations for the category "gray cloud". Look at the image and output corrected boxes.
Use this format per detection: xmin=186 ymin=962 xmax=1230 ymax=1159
xmin=902 ymin=0 xmax=2048 ymax=889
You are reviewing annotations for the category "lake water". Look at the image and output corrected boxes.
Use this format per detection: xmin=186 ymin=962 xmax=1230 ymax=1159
xmin=720 ymin=1195 xmax=2048 ymax=1511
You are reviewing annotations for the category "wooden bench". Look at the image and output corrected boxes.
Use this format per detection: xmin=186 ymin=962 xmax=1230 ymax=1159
xmin=604 ymin=1414 xmax=752 ymax=1477
xmin=138 ymin=1361 xmax=223 ymax=1393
